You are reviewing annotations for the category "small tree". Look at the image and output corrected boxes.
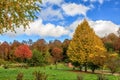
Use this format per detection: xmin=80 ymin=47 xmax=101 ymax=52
xmin=14 ymin=45 xmax=32 ymax=62
xmin=30 ymin=49 xmax=45 ymax=66
xmin=51 ymin=47 xmax=63 ymax=69
xmin=106 ymin=53 xmax=120 ymax=74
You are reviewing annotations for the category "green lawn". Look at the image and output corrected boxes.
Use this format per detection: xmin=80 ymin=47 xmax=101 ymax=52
xmin=0 ymin=64 xmax=119 ymax=80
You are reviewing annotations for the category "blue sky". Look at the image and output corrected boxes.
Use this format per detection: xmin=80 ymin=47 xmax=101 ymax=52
xmin=0 ymin=0 xmax=120 ymax=43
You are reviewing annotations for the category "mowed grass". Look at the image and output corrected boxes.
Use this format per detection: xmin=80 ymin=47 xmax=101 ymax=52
xmin=0 ymin=64 xmax=119 ymax=80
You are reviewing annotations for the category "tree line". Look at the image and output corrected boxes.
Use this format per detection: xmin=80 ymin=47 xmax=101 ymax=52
xmin=0 ymin=20 xmax=120 ymax=74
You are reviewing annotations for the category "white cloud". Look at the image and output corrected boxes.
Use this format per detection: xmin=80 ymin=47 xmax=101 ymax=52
xmin=40 ymin=7 xmax=63 ymax=21
xmin=89 ymin=20 xmax=119 ymax=37
xmin=98 ymin=0 xmax=104 ymax=4
xmin=42 ymin=0 xmax=63 ymax=6
xmin=4 ymin=19 xmax=70 ymax=38
xmin=86 ymin=0 xmax=105 ymax=4
xmin=68 ymin=19 xmax=119 ymax=37
xmin=62 ymin=3 xmax=90 ymax=16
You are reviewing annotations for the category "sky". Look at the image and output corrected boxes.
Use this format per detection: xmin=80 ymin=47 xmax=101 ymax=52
xmin=0 ymin=0 xmax=120 ymax=43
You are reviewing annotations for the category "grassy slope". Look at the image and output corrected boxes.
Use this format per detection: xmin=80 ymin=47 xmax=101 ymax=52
xmin=0 ymin=64 xmax=118 ymax=80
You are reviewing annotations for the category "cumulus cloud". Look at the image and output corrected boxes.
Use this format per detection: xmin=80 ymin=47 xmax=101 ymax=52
xmin=89 ymin=20 xmax=119 ymax=37
xmin=62 ymin=3 xmax=90 ymax=16
xmin=68 ymin=19 xmax=119 ymax=37
xmin=4 ymin=19 xmax=70 ymax=38
xmin=40 ymin=7 xmax=63 ymax=21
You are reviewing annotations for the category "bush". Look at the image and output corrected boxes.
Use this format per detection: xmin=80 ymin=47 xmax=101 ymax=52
xmin=3 ymin=64 xmax=9 ymax=69
xmin=16 ymin=72 xmax=23 ymax=80
xmin=106 ymin=57 xmax=120 ymax=74
xmin=33 ymin=71 xmax=48 ymax=80
xmin=88 ymin=62 xmax=99 ymax=73
xmin=29 ymin=49 xmax=46 ymax=66
xmin=97 ymin=74 xmax=108 ymax=80
xmin=77 ymin=74 xmax=83 ymax=80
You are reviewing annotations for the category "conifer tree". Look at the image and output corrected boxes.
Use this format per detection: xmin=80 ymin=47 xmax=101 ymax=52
xmin=67 ymin=19 xmax=106 ymax=72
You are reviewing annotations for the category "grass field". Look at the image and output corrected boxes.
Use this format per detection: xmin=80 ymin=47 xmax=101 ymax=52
xmin=0 ymin=64 xmax=119 ymax=80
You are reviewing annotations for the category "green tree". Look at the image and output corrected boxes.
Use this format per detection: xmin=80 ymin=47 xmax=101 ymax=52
xmin=30 ymin=49 xmax=45 ymax=66
xmin=0 ymin=0 xmax=42 ymax=33
xmin=67 ymin=19 xmax=106 ymax=72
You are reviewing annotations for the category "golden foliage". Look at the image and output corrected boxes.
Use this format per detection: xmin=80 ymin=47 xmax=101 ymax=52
xmin=67 ymin=19 xmax=106 ymax=65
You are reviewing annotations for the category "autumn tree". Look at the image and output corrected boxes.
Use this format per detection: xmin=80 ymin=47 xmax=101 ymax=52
xmin=14 ymin=44 xmax=32 ymax=62
xmin=31 ymin=39 xmax=48 ymax=54
xmin=0 ymin=41 xmax=10 ymax=60
xmin=0 ymin=0 xmax=42 ymax=33
xmin=67 ymin=19 xmax=106 ymax=72
xmin=48 ymin=40 xmax=62 ymax=53
xmin=113 ymin=28 xmax=120 ymax=53
xmin=10 ymin=40 xmax=22 ymax=61
xmin=102 ymin=33 xmax=118 ymax=52
xmin=62 ymin=39 xmax=70 ymax=62
xmin=51 ymin=47 xmax=63 ymax=68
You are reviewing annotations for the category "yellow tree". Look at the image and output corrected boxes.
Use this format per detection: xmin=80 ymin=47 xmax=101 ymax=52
xmin=67 ymin=19 xmax=106 ymax=72
xmin=0 ymin=0 xmax=42 ymax=33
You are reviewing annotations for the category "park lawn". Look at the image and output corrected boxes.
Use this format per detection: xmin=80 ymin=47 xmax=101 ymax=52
xmin=0 ymin=64 xmax=119 ymax=80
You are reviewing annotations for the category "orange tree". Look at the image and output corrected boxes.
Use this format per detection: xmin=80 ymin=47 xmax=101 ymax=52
xmin=14 ymin=44 xmax=32 ymax=62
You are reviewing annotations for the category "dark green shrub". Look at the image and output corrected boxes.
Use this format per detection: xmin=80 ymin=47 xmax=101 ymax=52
xmin=3 ymin=64 xmax=9 ymax=69
xmin=72 ymin=61 xmax=83 ymax=71
xmin=33 ymin=71 xmax=47 ymax=80
xmin=88 ymin=62 xmax=99 ymax=73
xmin=16 ymin=72 xmax=23 ymax=80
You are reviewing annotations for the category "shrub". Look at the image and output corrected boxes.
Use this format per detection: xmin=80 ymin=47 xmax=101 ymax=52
xmin=88 ymin=62 xmax=99 ymax=73
xmin=33 ymin=71 xmax=48 ymax=80
xmin=16 ymin=72 xmax=23 ymax=80
xmin=3 ymin=64 xmax=9 ymax=69
xmin=29 ymin=49 xmax=45 ymax=66
xmin=97 ymin=74 xmax=108 ymax=80
xmin=77 ymin=74 xmax=83 ymax=80
xmin=106 ymin=55 xmax=120 ymax=74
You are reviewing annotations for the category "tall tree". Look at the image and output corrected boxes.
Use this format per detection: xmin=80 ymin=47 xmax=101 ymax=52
xmin=0 ymin=0 xmax=42 ymax=33
xmin=67 ymin=19 xmax=106 ymax=72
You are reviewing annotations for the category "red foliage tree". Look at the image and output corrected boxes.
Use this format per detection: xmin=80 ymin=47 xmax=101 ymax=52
xmin=51 ymin=47 xmax=63 ymax=63
xmin=14 ymin=45 xmax=32 ymax=59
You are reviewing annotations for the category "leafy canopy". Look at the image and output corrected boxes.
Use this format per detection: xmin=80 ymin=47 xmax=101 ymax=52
xmin=67 ymin=19 xmax=106 ymax=68
xmin=0 ymin=0 xmax=42 ymax=33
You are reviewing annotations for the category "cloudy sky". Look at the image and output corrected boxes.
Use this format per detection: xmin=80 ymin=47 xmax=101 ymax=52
xmin=0 ymin=0 xmax=120 ymax=43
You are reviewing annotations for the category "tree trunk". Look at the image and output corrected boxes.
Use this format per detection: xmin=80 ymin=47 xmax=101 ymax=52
xmin=55 ymin=62 xmax=57 ymax=69
xmin=92 ymin=68 xmax=95 ymax=73
xmin=84 ymin=62 xmax=87 ymax=72
xmin=79 ymin=65 xmax=82 ymax=71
